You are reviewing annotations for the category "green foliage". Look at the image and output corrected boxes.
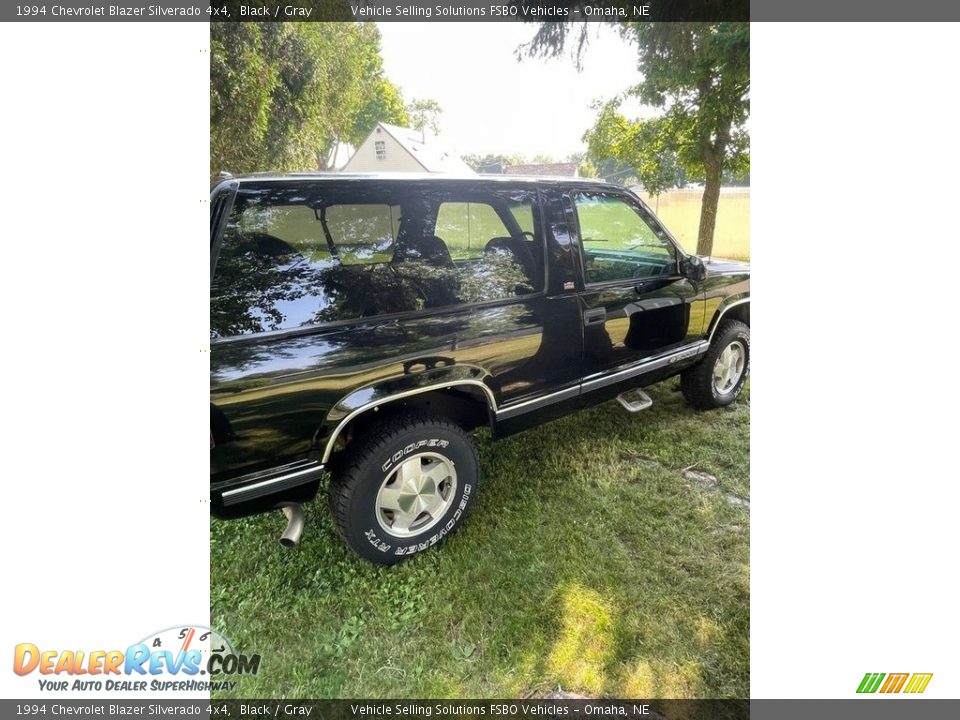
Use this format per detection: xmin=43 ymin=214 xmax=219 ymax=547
xmin=342 ymin=22 xmax=409 ymax=147
xmin=577 ymin=157 xmax=598 ymax=179
xmin=210 ymin=24 xmax=277 ymax=176
xmin=210 ymin=22 xmax=407 ymax=175
xmin=461 ymin=152 xmax=596 ymax=177
xmin=533 ymin=21 xmax=749 ymax=255
xmin=405 ymin=97 xmax=444 ymax=135
xmin=531 ymin=153 xmax=556 ymax=164
xmin=585 ymin=102 xmax=687 ymax=195
xmin=349 ymin=78 xmax=409 ymax=147
xmin=563 ymin=151 xmax=599 ymax=179
xmin=461 ymin=153 xmax=527 ymax=173
xmin=620 ymin=23 xmax=750 ymax=177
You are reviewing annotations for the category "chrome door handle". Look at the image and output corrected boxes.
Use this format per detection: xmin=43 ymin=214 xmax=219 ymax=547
xmin=583 ymin=308 xmax=606 ymax=326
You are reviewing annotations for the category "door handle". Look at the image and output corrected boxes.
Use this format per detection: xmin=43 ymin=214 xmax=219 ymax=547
xmin=583 ymin=308 xmax=606 ymax=326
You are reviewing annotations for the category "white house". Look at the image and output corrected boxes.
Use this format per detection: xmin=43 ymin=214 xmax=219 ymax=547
xmin=342 ymin=122 xmax=474 ymax=174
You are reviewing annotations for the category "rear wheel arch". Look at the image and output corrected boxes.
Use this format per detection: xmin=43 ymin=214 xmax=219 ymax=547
xmin=318 ymin=383 xmax=495 ymax=465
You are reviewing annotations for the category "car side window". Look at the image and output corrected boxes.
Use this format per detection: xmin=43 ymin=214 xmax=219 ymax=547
xmin=573 ymin=192 xmax=677 ymax=284
xmin=210 ymin=185 xmax=544 ymax=339
xmin=432 ymin=196 xmax=542 ymax=300
xmin=435 ymin=202 xmax=509 ymax=258
xmin=325 ymin=204 xmax=400 ymax=265
xmin=210 ymin=201 xmax=343 ymax=338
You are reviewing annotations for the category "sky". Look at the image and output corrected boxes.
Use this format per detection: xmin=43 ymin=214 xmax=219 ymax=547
xmin=377 ymin=23 xmax=649 ymax=161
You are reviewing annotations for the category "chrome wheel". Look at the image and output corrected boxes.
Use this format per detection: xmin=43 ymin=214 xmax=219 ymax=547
xmin=375 ymin=452 xmax=458 ymax=538
xmin=713 ymin=340 xmax=746 ymax=395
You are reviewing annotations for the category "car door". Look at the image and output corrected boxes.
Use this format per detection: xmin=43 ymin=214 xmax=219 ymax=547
xmin=421 ymin=183 xmax=584 ymax=415
xmin=569 ymin=188 xmax=704 ymax=388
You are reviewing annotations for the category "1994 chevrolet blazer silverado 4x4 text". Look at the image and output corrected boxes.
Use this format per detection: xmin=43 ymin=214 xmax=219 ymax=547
xmin=210 ymin=173 xmax=749 ymax=564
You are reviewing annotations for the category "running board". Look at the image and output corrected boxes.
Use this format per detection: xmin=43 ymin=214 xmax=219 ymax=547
xmin=617 ymin=388 xmax=653 ymax=413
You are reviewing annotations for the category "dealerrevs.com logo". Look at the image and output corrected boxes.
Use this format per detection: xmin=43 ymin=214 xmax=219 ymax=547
xmin=857 ymin=672 xmax=933 ymax=694
xmin=13 ymin=625 xmax=260 ymax=693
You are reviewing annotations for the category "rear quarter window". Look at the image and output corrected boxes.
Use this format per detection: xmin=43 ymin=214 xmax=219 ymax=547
xmin=210 ymin=183 xmax=545 ymax=338
xmin=325 ymin=204 xmax=400 ymax=264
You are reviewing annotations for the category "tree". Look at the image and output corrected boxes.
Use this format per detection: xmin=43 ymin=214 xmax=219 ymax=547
xmin=325 ymin=22 xmax=409 ymax=167
xmin=461 ymin=153 xmax=528 ymax=173
xmin=565 ymin=151 xmax=599 ymax=179
xmin=405 ymin=98 xmax=443 ymax=135
xmin=210 ymin=24 xmax=278 ymax=175
xmin=348 ymin=78 xmax=409 ymax=146
xmin=577 ymin=157 xmax=599 ymax=179
xmin=584 ymin=101 xmax=687 ymax=194
xmin=210 ymin=22 xmax=407 ymax=175
xmin=531 ymin=153 xmax=556 ymax=164
xmin=529 ymin=22 xmax=749 ymax=255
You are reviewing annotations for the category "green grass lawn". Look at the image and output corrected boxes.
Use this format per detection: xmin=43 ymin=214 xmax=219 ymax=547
xmin=636 ymin=190 xmax=750 ymax=261
xmin=211 ymin=379 xmax=749 ymax=699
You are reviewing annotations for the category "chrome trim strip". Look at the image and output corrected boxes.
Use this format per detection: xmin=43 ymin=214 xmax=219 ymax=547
xmin=708 ymin=298 xmax=750 ymax=342
xmin=319 ymin=343 xmax=711 ymax=459
xmin=580 ymin=341 xmax=711 ymax=394
xmin=214 ymin=458 xmax=316 ymax=491
xmin=494 ymin=385 xmax=581 ymax=421
xmin=221 ymin=462 xmax=325 ymax=506
xmin=320 ymin=380 xmax=498 ymax=464
xmin=496 ymin=341 xmax=710 ymax=420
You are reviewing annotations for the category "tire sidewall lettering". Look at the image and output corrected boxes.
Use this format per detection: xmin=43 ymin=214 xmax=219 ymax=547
xmin=363 ymin=528 xmax=392 ymax=554
xmin=381 ymin=438 xmax=449 ymax=473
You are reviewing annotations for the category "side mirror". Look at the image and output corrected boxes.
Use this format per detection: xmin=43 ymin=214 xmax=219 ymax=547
xmin=681 ymin=255 xmax=707 ymax=282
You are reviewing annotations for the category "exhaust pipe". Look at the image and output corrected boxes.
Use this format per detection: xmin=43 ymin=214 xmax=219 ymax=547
xmin=278 ymin=503 xmax=305 ymax=548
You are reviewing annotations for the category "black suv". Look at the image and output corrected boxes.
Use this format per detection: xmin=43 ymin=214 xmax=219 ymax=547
xmin=210 ymin=174 xmax=749 ymax=564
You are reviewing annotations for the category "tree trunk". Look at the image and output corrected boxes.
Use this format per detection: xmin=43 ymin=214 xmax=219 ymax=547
xmin=316 ymin=146 xmax=334 ymax=171
xmin=696 ymin=156 xmax=722 ymax=257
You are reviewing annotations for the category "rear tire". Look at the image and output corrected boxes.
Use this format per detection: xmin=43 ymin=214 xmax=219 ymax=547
xmin=328 ymin=413 xmax=479 ymax=565
xmin=681 ymin=320 xmax=750 ymax=409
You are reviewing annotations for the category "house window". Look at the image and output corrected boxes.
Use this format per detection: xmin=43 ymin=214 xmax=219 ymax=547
xmin=375 ymin=141 xmax=386 ymax=160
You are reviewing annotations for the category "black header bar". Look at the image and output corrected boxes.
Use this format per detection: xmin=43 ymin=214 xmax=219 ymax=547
xmin=4 ymin=1 xmax=747 ymax=22
xmin=6 ymin=0 xmax=960 ymax=21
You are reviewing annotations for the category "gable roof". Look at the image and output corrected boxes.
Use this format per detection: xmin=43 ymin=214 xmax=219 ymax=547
xmin=504 ymin=162 xmax=579 ymax=177
xmin=376 ymin=122 xmax=475 ymax=174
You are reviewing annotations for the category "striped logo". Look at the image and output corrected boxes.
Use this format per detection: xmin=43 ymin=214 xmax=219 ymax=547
xmin=857 ymin=672 xmax=933 ymax=694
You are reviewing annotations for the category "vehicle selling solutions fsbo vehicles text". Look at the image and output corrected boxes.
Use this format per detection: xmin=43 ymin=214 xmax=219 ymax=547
xmin=349 ymin=4 xmax=645 ymax=19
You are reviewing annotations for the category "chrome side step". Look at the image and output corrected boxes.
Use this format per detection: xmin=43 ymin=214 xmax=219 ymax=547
xmin=617 ymin=388 xmax=653 ymax=413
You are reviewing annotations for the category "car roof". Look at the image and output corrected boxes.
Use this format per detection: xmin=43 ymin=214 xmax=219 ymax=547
xmin=218 ymin=171 xmax=611 ymax=187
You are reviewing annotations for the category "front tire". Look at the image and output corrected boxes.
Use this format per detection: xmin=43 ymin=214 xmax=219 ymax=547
xmin=681 ymin=320 xmax=750 ymax=409
xmin=328 ymin=413 xmax=480 ymax=565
